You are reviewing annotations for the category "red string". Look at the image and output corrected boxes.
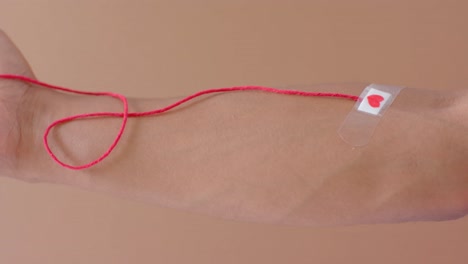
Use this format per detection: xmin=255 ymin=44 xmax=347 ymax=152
xmin=0 ymin=74 xmax=359 ymax=170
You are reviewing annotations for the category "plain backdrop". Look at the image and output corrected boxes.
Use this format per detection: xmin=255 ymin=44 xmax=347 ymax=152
xmin=1 ymin=0 xmax=467 ymax=263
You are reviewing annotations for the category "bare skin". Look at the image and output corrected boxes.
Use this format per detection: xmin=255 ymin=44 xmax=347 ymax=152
xmin=1 ymin=30 xmax=467 ymax=227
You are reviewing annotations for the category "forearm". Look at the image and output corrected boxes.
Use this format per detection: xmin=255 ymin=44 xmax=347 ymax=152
xmin=20 ymin=84 xmax=468 ymax=226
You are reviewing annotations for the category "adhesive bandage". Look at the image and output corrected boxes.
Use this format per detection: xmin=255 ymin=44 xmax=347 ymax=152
xmin=338 ymin=84 xmax=405 ymax=147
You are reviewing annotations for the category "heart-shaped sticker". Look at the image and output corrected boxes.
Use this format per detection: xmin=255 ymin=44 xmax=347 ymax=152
xmin=367 ymin=94 xmax=384 ymax=108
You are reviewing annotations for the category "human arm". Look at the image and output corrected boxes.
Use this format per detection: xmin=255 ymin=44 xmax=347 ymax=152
xmin=20 ymin=80 xmax=468 ymax=226
xmin=3 ymin=30 xmax=468 ymax=227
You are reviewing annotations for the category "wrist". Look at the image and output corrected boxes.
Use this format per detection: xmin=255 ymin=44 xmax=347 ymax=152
xmin=21 ymin=85 xmax=161 ymax=187
xmin=16 ymin=85 xmax=70 ymax=183
xmin=16 ymin=85 xmax=101 ymax=185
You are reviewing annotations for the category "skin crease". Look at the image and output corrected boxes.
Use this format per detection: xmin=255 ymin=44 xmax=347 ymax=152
xmin=1 ymin=29 xmax=468 ymax=227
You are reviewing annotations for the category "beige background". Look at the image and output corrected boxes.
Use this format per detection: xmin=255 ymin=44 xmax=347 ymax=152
xmin=1 ymin=0 xmax=468 ymax=263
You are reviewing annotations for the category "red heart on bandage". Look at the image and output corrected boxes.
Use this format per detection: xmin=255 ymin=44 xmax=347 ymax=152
xmin=367 ymin=94 xmax=384 ymax=108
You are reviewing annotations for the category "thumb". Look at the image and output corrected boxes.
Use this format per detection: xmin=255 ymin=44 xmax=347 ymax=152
xmin=0 ymin=29 xmax=36 ymax=79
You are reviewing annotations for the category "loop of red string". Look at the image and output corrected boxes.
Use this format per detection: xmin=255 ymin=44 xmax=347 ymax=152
xmin=0 ymin=74 xmax=359 ymax=170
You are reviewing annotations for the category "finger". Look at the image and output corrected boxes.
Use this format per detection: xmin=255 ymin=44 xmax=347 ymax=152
xmin=0 ymin=29 xmax=36 ymax=79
